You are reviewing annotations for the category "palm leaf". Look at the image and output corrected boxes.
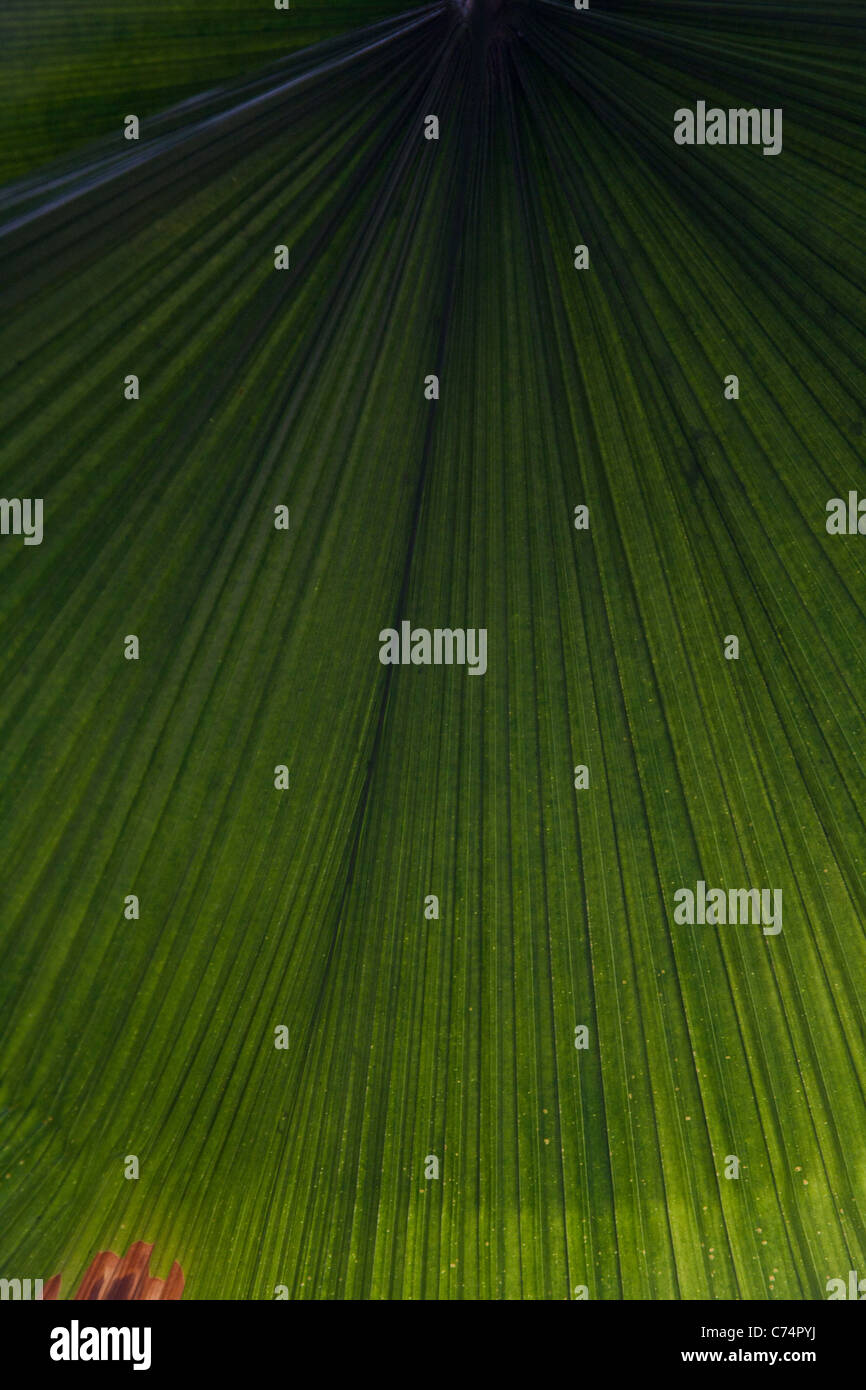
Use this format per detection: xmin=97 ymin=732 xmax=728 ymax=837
xmin=0 ymin=0 xmax=864 ymax=1299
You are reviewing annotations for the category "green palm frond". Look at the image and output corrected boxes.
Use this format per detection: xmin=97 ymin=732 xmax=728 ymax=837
xmin=0 ymin=0 xmax=864 ymax=1299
